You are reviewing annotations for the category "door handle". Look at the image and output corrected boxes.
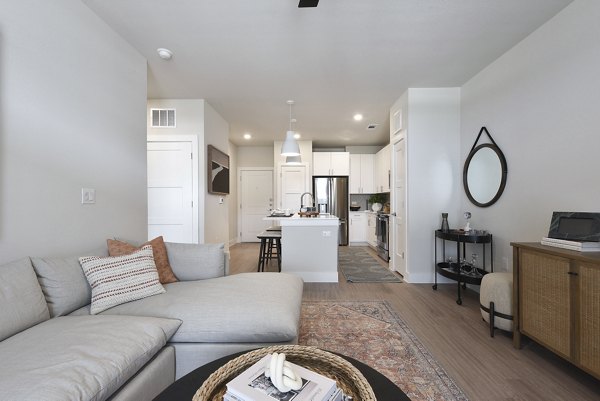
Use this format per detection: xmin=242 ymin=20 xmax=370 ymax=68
xmin=391 ymin=212 xmax=396 ymax=216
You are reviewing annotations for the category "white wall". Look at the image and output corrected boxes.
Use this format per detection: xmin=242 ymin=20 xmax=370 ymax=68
xmin=237 ymin=146 xmax=274 ymax=168
xmin=400 ymin=88 xmax=462 ymax=282
xmin=228 ymin=141 xmax=238 ymax=246
xmin=460 ymin=0 xmax=600 ymax=272
xmin=147 ymin=99 xmax=206 ymax=243
xmin=0 ymin=0 xmax=147 ymax=262
xmin=346 ymin=146 xmax=384 ymax=154
xmin=204 ymin=103 xmax=230 ymax=246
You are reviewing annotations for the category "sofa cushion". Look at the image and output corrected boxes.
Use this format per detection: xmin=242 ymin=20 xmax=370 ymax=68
xmin=73 ymin=273 xmax=303 ymax=343
xmin=164 ymin=242 xmax=225 ymax=280
xmin=79 ymin=245 xmax=165 ymax=314
xmin=31 ymin=247 xmax=108 ymax=317
xmin=108 ymin=236 xmax=178 ymax=284
xmin=0 ymin=258 xmax=50 ymax=341
xmin=0 ymin=315 xmax=181 ymax=401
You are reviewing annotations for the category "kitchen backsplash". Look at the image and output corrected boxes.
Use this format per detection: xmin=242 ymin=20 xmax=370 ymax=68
xmin=350 ymin=193 xmax=390 ymax=211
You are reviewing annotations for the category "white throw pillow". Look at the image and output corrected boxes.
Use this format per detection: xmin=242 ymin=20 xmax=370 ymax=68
xmin=79 ymin=245 xmax=165 ymax=314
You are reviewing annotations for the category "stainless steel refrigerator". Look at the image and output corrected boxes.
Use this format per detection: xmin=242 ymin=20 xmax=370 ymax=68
xmin=313 ymin=176 xmax=349 ymax=245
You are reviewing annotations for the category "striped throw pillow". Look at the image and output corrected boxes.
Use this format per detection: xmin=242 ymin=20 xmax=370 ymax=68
xmin=79 ymin=245 xmax=165 ymax=314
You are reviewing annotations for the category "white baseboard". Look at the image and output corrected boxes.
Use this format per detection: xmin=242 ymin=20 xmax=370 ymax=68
xmin=349 ymin=242 xmax=369 ymax=246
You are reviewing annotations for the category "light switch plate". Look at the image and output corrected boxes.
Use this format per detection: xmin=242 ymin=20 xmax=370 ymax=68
xmin=81 ymin=188 xmax=96 ymax=204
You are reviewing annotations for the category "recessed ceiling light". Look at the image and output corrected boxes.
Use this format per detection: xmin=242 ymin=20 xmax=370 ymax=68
xmin=294 ymin=133 xmax=301 ymax=139
xmin=353 ymin=113 xmax=363 ymax=121
xmin=157 ymin=48 xmax=173 ymax=60
xmin=243 ymin=133 xmax=252 ymax=140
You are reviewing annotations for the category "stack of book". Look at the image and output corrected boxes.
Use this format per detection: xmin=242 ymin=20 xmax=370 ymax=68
xmin=541 ymin=237 xmax=600 ymax=252
xmin=224 ymin=354 xmax=345 ymax=401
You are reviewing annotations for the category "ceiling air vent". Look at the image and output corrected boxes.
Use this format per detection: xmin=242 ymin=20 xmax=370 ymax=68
xmin=367 ymin=123 xmax=378 ymax=130
xmin=151 ymin=109 xmax=176 ymax=127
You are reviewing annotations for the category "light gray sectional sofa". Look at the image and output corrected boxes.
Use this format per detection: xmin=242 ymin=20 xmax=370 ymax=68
xmin=0 ymin=243 xmax=304 ymax=401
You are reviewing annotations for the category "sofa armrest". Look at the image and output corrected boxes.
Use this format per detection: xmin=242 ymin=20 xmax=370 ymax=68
xmin=224 ymin=250 xmax=230 ymax=276
xmin=164 ymin=243 xmax=227 ymax=281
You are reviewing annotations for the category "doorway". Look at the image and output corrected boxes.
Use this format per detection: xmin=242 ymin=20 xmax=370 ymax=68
xmin=147 ymin=135 xmax=199 ymax=243
xmin=391 ymin=135 xmax=406 ymax=276
xmin=239 ymin=168 xmax=273 ymax=242
xmin=279 ymin=164 xmax=309 ymax=212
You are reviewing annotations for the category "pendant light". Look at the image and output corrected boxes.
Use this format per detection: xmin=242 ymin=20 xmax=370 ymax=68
xmin=280 ymin=100 xmax=301 ymax=157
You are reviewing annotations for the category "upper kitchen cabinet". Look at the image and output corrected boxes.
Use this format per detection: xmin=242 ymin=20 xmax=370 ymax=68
xmin=374 ymin=145 xmax=391 ymax=193
xmin=313 ymin=152 xmax=350 ymax=176
xmin=350 ymin=154 xmax=375 ymax=194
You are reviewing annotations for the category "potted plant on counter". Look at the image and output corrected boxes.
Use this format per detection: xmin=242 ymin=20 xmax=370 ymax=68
xmin=368 ymin=194 xmax=385 ymax=212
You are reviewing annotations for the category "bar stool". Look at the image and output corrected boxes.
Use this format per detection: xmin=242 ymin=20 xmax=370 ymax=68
xmin=256 ymin=231 xmax=281 ymax=272
xmin=266 ymin=225 xmax=281 ymax=232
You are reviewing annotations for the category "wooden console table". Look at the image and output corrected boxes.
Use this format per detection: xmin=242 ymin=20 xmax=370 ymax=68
xmin=512 ymin=242 xmax=600 ymax=380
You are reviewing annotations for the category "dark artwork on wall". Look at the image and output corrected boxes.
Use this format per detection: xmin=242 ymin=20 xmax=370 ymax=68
xmin=207 ymin=145 xmax=229 ymax=195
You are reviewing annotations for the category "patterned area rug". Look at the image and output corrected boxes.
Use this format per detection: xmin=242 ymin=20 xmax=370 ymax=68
xmin=299 ymin=301 xmax=469 ymax=401
xmin=339 ymin=246 xmax=402 ymax=282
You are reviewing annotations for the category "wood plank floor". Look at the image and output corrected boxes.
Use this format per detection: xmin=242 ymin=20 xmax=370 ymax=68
xmin=229 ymin=243 xmax=600 ymax=401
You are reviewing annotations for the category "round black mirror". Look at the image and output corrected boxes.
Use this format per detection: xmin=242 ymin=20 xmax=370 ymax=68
xmin=463 ymin=143 xmax=507 ymax=207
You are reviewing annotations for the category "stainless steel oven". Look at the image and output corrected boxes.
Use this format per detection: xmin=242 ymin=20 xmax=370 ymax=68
xmin=375 ymin=213 xmax=389 ymax=261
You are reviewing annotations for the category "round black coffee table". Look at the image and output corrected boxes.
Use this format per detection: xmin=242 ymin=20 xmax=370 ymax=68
xmin=154 ymin=350 xmax=409 ymax=400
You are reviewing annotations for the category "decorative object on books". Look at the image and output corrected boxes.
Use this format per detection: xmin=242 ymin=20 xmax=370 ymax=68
xmin=192 ymin=345 xmax=376 ymax=401
xmin=338 ymin=246 xmax=402 ymax=283
xmin=463 ymin=126 xmax=507 ymax=208
xmin=264 ymin=353 xmax=303 ymax=392
xmin=299 ymin=301 xmax=469 ymax=401
xmin=226 ymin=353 xmax=337 ymax=401
xmin=546 ymin=211 xmax=600 ymax=242
xmin=541 ymin=212 xmax=600 ymax=251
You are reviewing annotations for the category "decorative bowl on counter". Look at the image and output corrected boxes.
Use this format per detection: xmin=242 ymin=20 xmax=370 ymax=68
xmin=350 ymin=206 xmax=361 ymax=211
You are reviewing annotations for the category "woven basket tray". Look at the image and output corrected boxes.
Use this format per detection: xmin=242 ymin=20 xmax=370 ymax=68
xmin=192 ymin=345 xmax=376 ymax=401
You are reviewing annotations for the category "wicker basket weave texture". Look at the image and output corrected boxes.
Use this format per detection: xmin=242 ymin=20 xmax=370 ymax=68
xmin=579 ymin=262 xmax=600 ymax=373
xmin=192 ymin=345 xmax=377 ymax=401
xmin=520 ymin=250 xmax=570 ymax=356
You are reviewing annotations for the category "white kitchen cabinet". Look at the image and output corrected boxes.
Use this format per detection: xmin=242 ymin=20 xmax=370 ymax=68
xmin=349 ymin=212 xmax=367 ymax=243
xmin=349 ymin=154 xmax=375 ymax=194
xmin=375 ymin=145 xmax=391 ymax=192
xmin=313 ymin=152 xmax=350 ymax=176
xmin=367 ymin=212 xmax=377 ymax=247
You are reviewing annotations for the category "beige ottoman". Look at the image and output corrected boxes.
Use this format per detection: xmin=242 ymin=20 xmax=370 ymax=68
xmin=480 ymin=272 xmax=513 ymax=337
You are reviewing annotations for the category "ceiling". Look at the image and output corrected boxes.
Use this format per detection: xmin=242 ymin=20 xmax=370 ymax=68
xmin=82 ymin=0 xmax=572 ymax=147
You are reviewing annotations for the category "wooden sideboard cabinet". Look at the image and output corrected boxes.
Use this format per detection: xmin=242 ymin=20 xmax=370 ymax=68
xmin=511 ymin=242 xmax=600 ymax=380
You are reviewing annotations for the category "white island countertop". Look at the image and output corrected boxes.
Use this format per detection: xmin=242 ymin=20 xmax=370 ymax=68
xmin=263 ymin=213 xmax=339 ymax=282
xmin=264 ymin=214 xmax=339 ymax=226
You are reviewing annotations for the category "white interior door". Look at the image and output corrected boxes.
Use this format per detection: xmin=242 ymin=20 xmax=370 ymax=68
xmin=392 ymin=137 xmax=406 ymax=276
xmin=147 ymin=141 xmax=195 ymax=243
xmin=280 ymin=165 xmax=307 ymax=212
xmin=240 ymin=169 xmax=273 ymax=242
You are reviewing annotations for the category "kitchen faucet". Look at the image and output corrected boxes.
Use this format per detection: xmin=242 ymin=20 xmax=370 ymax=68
xmin=300 ymin=192 xmax=314 ymax=210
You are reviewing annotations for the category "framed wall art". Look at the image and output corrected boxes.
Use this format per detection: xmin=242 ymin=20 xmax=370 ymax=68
xmin=207 ymin=145 xmax=229 ymax=195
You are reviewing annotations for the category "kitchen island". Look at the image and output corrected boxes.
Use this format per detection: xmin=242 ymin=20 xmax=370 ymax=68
xmin=265 ymin=214 xmax=339 ymax=282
